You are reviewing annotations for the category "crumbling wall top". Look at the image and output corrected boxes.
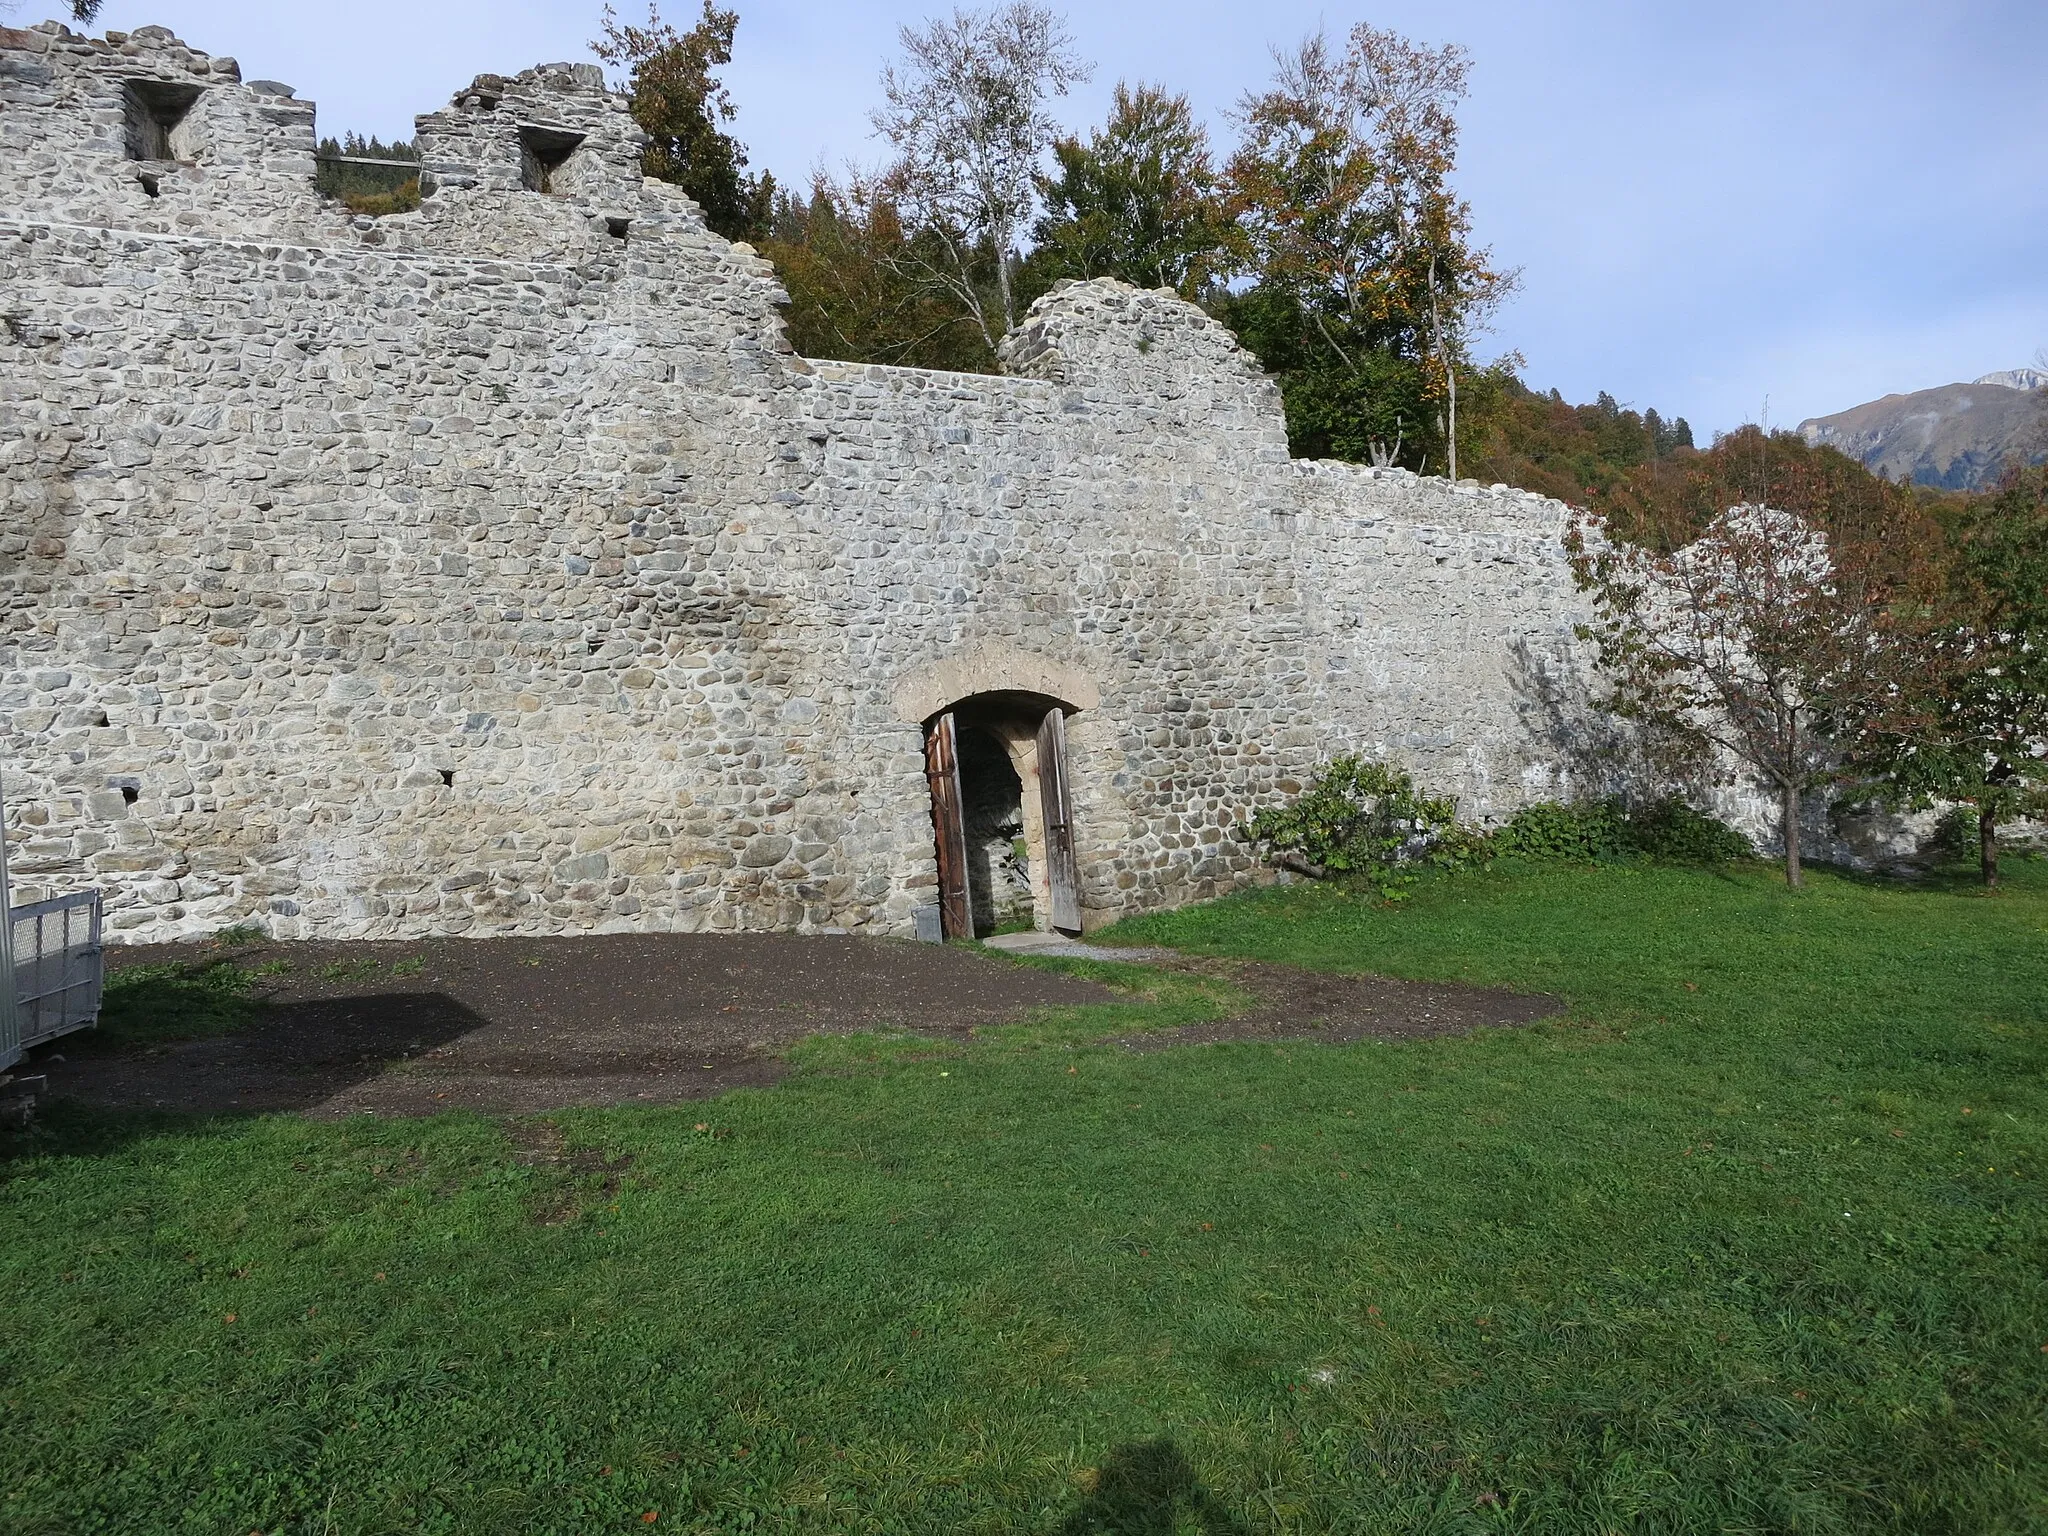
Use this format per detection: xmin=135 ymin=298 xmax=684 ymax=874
xmin=0 ymin=21 xmax=319 ymax=229
xmin=0 ymin=24 xmax=652 ymax=249
xmin=416 ymin=59 xmax=643 ymax=207
xmin=999 ymin=278 xmax=1290 ymax=451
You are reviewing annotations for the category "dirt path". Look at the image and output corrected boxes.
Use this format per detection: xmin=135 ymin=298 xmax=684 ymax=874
xmin=44 ymin=933 xmax=1114 ymax=1118
xmin=35 ymin=934 xmax=1559 ymax=1118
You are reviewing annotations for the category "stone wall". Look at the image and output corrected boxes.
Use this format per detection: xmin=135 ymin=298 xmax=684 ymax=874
xmin=2 ymin=22 xmax=1605 ymax=943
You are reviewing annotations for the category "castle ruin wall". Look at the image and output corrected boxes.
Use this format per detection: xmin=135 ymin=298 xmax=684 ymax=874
xmin=2 ymin=23 xmax=1604 ymax=942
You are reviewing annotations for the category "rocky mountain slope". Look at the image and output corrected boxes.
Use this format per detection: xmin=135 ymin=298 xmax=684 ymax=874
xmin=1798 ymin=370 xmax=2046 ymax=490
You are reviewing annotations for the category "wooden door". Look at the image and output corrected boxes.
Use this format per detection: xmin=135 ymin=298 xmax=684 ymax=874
xmin=1036 ymin=707 xmax=1083 ymax=934
xmin=924 ymin=712 xmax=972 ymax=940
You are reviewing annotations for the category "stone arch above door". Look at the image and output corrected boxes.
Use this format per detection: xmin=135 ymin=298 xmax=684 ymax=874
xmin=891 ymin=644 xmax=1101 ymax=725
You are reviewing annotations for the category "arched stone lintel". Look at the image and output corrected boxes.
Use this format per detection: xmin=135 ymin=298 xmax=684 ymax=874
xmin=891 ymin=644 xmax=1101 ymax=724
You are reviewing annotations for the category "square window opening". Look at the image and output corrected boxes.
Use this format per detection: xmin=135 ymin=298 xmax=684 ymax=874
xmin=123 ymin=78 xmax=205 ymax=163
xmin=518 ymin=125 xmax=585 ymax=193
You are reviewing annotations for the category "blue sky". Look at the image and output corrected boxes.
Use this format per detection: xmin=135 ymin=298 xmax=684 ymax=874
xmin=56 ymin=0 xmax=2048 ymax=435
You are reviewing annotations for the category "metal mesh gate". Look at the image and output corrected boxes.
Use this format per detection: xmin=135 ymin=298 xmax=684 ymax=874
xmin=9 ymin=890 xmax=103 ymax=1055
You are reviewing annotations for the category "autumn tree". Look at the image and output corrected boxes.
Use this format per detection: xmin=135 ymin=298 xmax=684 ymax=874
xmin=594 ymin=2 xmax=772 ymax=241
xmin=1571 ymin=488 xmax=1947 ymax=887
xmin=1590 ymin=423 xmax=1936 ymax=558
xmin=869 ymin=2 xmax=1092 ymax=351
xmin=1024 ymin=82 xmax=1233 ymax=299
xmin=1461 ymin=380 xmax=1698 ymax=508
xmin=1850 ymin=467 xmax=2048 ymax=885
xmin=1223 ymin=24 xmax=1511 ymax=476
xmin=762 ymin=175 xmax=999 ymax=372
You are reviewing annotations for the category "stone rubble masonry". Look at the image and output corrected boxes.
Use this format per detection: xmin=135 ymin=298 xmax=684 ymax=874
xmin=1 ymin=22 xmax=1612 ymax=943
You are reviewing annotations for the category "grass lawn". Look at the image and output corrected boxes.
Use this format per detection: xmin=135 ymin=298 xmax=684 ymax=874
xmin=3 ymin=859 xmax=2045 ymax=1534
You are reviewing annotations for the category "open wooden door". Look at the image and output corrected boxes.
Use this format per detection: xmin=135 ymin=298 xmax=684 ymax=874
xmin=924 ymin=712 xmax=972 ymax=940
xmin=1036 ymin=707 xmax=1083 ymax=934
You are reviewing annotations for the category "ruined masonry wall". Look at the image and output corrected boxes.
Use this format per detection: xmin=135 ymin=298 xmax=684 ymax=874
xmin=2 ymin=23 xmax=1598 ymax=942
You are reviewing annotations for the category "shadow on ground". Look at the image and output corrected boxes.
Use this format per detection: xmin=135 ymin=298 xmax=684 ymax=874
xmin=1057 ymin=1440 xmax=1248 ymax=1535
xmin=28 ymin=931 xmax=1561 ymax=1121
xmin=39 ymin=990 xmax=494 ymax=1117
xmin=34 ymin=933 xmax=1115 ymax=1118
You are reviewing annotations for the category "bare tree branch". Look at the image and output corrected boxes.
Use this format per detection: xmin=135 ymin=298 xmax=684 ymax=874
xmin=870 ymin=3 xmax=1092 ymax=337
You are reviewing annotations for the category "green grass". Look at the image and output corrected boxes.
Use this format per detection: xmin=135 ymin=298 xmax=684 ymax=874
xmin=94 ymin=954 xmax=273 ymax=1046
xmin=3 ymin=861 xmax=2045 ymax=1534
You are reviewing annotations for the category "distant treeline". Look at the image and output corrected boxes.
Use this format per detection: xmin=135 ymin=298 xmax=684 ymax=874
xmin=314 ymin=133 xmax=421 ymax=215
xmin=1464 ymin=380 xmax=1696 ymax=517
xmin=590 ymin=4 xmax=1976 ymax=534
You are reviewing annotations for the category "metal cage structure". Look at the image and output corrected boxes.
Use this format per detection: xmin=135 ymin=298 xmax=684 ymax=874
xmin=2 ymin=773 xmax=105 ymax=1069
xmin=9 ymin=891 xmax=105 ymax=1057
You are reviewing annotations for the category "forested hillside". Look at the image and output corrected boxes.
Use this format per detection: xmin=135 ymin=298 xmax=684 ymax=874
xmin=580 ymin=2 xmax=1986 ymax=544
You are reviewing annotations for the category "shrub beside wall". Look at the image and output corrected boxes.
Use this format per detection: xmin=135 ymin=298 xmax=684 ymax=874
xmin=1491 ymin=797 xmax=1753 ymax=864
xmin=1247 ymin=758 xmax=1752 ymax=896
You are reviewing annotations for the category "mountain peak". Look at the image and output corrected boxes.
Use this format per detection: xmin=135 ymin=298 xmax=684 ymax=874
xmin=1973 ymin=367 xmax=2048 ymax=391
xmin=1797 ymin=372 xmax=2047 ymax=490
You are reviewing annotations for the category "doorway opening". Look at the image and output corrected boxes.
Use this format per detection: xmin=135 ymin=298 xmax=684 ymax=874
xmin=956 ymin=726 xmax=1032 ymax=934
xmin=923 ymin=692 xmax=1082 ymax=940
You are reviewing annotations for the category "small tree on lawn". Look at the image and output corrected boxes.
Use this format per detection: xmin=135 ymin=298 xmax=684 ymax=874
xmin=1569 ymin=502 xmax=1940 ymax=887
xmin=1850 ymin=468 xmax=2048 ymax=886
xmin=1247 ymin=755 xmax=1459 ymax=901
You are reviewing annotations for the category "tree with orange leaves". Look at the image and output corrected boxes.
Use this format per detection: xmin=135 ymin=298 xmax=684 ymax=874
xmin=1222 ymin=24 xmax=1512 ymax=477
xmin=763 ymin=173 xmax=1003 ymax=373
xmin=1569 ymin=441 xmax=1954 ymax=886
xmin=1848 ymin=468 xmax=2048 ymax=886
xmin=594 ymin=3 xmax=774 ymax=242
